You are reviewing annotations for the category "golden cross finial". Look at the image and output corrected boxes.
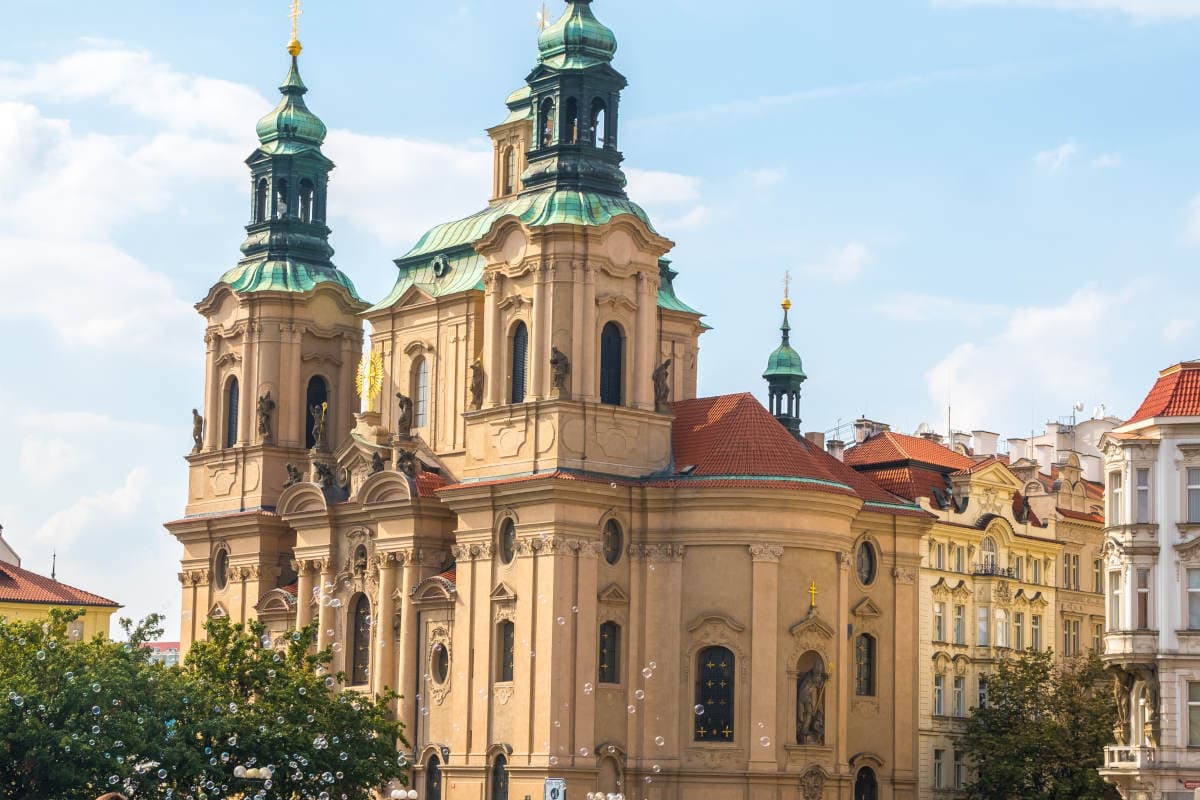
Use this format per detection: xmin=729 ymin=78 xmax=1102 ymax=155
xmin=808 ymin=580 xmax=818 ymax=609
xmin=536 ymin=3 xmax=551 ymax=31
xmin=288 ymin=0 xmax=304 ymax=57
xmin=783 ymin=271 xmax=793 ymax=311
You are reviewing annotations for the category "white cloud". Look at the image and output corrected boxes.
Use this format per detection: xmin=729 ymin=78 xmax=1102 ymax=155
xmin=1034 ymin=140 xmax=1077 ymax=174
xmin=876 ymin=291 xmax=1008 ymax=323
xmin=1163 ymin=317 xmax=1197 ymax=342
xmin=739 ymin=167 xmax=786 ymax=188
xmin=924 ymin=284 xmax=1134 ymax=430
xmin=1093 ymin=153 xmax=1122 ymax=168
xmin=804 ymin=242 xmax=874 ymax=284
xmin=35 ymin=468 xmax=150 ymax=549
xmin=933 ymin=0 xmax=1200 ymax=20
xmin=624 ymin=167 xmax=710 ymax=232
xmin=19 ymin=437 xmax=78 ymax=485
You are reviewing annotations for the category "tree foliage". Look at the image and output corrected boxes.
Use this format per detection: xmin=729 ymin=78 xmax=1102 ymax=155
xmin=0 ymin=610 xmax=408 ymax=799
xmin=962 ymin=649 xmax=1119 ymax=800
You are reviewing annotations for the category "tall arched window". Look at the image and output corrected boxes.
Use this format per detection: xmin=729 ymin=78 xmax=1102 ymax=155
xmin=305 ymin=376 xmax=329 ymax=449
xmin=600 ymin=322 xmax=624 ymax=406
xmin=412 ymin=357 xmax=430 ymax=429
xmin=563 ymin=97 xmax=579 ymax=144
xmin=275 ymin=179 xmax=289 ymax=219
xmin=490 ymin=755 xmax=509 ymax=800
xmin=350 ymin=594 xmax=371 ymax=686
xmin=225 ymin=377 xmax=239 ymax=448
xmin=981 ymin=537 xmax=997 ymax=570
xmin=497 ymin=621 xmax=515 ymax=682
xmin=424 ymin=755 xmax=442 ymax=800
xmin=502 ymin=146 xmax=517 ymax=195
xmin=510 ymin=322 xmax=529 ymax=404
xmin=855 ymin=634 xmax=876 ymax=696
xmin=599 ymin=621 xmax=620 ymax=684
xmin=254 ymin=178 xmax=268 ymax=222
xmin=299 ymin=179 xmax=314 ymax=223
xmin=590 ymin=99 xmax=607 ymax=147
xmin=854 ymin=767 xmax=878 ymax=800
xmin=538 ymin=98 xmax=555 ymax=148
xmin=694 ymin=646 xmax=735 ymax=742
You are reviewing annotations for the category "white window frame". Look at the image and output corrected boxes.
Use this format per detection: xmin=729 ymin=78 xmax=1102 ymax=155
xmin=1109 ymin=570 xmax=1123 ymax=631
xmin=1136 ymin=568 xmax=1152 ymax=630
xmin=1031 ymin=614 xmax=1042 ymax=651
xmin=1188 ymin=568 xmax=1200 ymax=631
xmin=933 ymin=541 xmax=945 ymax=570
xmin=934 ymin=602 xmax=946 ymax=642
xmin=1093 ymin=558 xmax=1103 ymax=594
xmin=1110 ymin=470 xmax=1125 ymax=525
xmin=1014 ymin=612 xmax=1025 ymax=650
xmin=1136 ymin=468 xmax=1151 ymax=524
xmin=1032 ymin=558 xmax=1042 ymax=585
xmin=934 ymin=674 xmax=945 ymax=716
xmin=933 ymin=749 xmax=945 ymax=788
xmin=953 ymin=751 xmax=965 ymax=789
xmin=954 ymin=605 xmax=965 ymax=645
xmin=977 ymin=606 xmax=990 ymax=646
xmin=953 ymin=675 xmax=965 ymax=716
xmin=996 ymin=609 xmax=1010 ymax=648
xmin=1189 ymin=682 xmax=1200 ymax=747
xmin=1189 ymin=468 xmax=1200 ymax=525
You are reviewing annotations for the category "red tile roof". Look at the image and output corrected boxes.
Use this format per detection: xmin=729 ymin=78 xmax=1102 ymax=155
xmin=854 ymin=465 xmax=949 ymax=502
xmin=1057 ymin=507 xmax=1104 ymax=524
xmin=0 ymin=561 xmax=118 ymax=608
xmin=416 ymin=470 xmax=450 ymax=498
xmin=142 ymin=641 xmax=181 ymax=653
xmin=844 ymin=431 xmax=976 ymax=471
xmin=1127 ymin=362 xmax=1200 ymax=424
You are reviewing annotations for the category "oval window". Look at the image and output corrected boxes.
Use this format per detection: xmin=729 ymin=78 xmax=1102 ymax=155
xmin=431 ymin=642 xmax=449 ymax=684
xmin=499 ymin=519 xmax=516 ymax=565
xmin=856 ymin=542 xmax=877 ymax=586
xmin=213 ymin=549 xmax=229 ymax=591
xmin=603 ymin=519 xmax=623 ymax=566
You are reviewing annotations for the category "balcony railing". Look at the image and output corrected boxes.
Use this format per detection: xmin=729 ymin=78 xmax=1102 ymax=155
xmin=972 ymin=563 xmax=1015 ymax=578
xmin=1104 ymin=745 xmax=1156 ymax=769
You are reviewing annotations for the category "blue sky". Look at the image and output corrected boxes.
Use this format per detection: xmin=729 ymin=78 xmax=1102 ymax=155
xmin=0 ymin=0 xmax=1197 ymax=634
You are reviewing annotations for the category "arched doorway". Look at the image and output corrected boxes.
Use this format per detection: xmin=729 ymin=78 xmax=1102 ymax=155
xmin=854 ymin=767 xmax=878 ymax=800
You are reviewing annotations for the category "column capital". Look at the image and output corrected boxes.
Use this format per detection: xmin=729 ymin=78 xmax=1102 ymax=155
xmin=749 ymin=544 xmax=784 ymax=563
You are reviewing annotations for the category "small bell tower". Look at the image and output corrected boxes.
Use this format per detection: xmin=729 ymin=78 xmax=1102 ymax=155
xmin=763 ymin=279 xmax=807 ymax=440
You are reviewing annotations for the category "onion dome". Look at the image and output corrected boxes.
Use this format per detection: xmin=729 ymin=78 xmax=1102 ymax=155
xmin=537 ymin=0 xmax=618 ymax=69
xmin=763 ymin=298 xmax=807 ymax=385
xmin=255 ymin=57 xmax=327 ymax=148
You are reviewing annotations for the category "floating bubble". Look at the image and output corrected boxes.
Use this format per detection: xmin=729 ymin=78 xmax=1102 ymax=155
xmin=91 ymin=706 xmax=101 ymax=716
xmin=649 ymin=660 xmax=657 ymax=669
xmin=642 ymin=667 xmax=653 ymax=679
xmin=652 ymin=764 xmax=662 ymax=773
xmin=579 ymin=747 xmax=589 ymax=757
xmin=655 ymin=736 xmax=665 ymax=746
xmin=634 ymin=689 xmax=645 ymax=700
xmin=91 ymin=683 xmax=101 ymax=693
xmin=35 ymin=650 xmax=46 ymax=661
xmin=583 ymin=682 xmax=594 ymax=695
xmin=549 ymin=756 xmax=558 ymax=766
xmin=694 ymin=704 xmax=705 ymax=715
xmin=557 ymin=617 xmax=566 ymax=626
xmin=760 ymin=736 xmax=771 ymax=747
xmin=627 ymin=704 xmax=637 ymax=714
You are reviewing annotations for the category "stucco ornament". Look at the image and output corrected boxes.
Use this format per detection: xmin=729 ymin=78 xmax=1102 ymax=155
xmin=799 ymin=765 xmax=826 ymax=800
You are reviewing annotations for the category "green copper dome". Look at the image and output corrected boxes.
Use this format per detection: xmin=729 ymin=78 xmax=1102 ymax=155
xmin=538 ymin=0 xmax=618 ymax=70
xmin=763 ymin=304 xmax=807 ymax=385
xmin=255 ymin=57 xmax=327 ymax=147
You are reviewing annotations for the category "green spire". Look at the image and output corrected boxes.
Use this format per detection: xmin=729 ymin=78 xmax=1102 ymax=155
xmin=537 ymin=0 xmax=618 ymax=70
xmin=255 ymin=57 xmax=328 ymax=151
xmin=764 ymin=297 xmax=806 ymax=437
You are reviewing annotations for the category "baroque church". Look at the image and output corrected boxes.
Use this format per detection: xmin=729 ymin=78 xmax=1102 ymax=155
xmin=167 ymin=3 xmax=932 ymax=798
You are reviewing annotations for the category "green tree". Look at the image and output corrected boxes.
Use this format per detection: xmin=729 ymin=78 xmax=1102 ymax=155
xmin=0 ymin=610 xmax=409 ymax=799
xmin=962 ymin=649 xmax=1119 ymax=800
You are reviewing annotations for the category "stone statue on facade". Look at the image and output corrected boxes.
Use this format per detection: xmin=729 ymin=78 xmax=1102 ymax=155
xmin=313 ymin=461 xmax=336 ymax=489
xmin=1112 ymin=668 xmax=1135 ymax=746
xmin=191 ymin=409 xmax=204 ymax=454
xmin=395 ymin=448 xmax=419 ymax=478
xmin=309 ymin=401 xmax=329 ymax=452
xmin=283 ymin=462 xmax=303 ymax=489
xmin=256 ymin=392 xmax=276 ymax=444
xmin=653 ymin=358 xmax=673 ymax=412
xmin=550 ymin=347 xmax=570 ymax=398
xmin=370 ymin=451 xmax=386 ymax=475
xmin=1141 ymin=670 xmax=1161 ymax=748
xmin=469 ymin=358 xmax=485 ymax=410
xmin=395 ymin=393 xmax=414 ymax=439
xmin=796 ymin=661 xmax=829 ymax=745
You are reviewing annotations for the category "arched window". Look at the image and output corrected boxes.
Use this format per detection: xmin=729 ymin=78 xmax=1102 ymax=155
xmin=694 ymin=645 xmax=735 ymax=742
xmin=412 ymin=357 xmax=430 ymax=429
xmin=590 ymin=98 xmax=607 ymax=147
xmin=225 ymin=377 xmax=239 ymax=448
xmin=510 ymin=322 xmax=529 ymax=404
xmin=857 ymin=541 xmax=877 ymax=586
xmin=599 ymin=621 xmax=620 ymax=684
xmin=424 ymin=754 xmax=442 ymax=800
xmin=498 ymin=518 xmax=516 ymax=565
xmin=563 ymin=97 xmax=579 ymax=144
xmin=299 ymin=179 xmax=314 ymax=223
xmin=490 ymin=754 xmax=509 ymax=800
xmin=603 ymin=519 xmax=623 ymax=565
xmin=981 ymin=537 xmax=997 ymax=570
xmin=254 ymin=178 xmax=268 ymax=222
xmin=213 ymin=547 xmax=229 ymax=591
xmin=538 ymin=98 xmax=556 ymax=148
xmin=305 ymin=376 xmax=329 ymax=450
xmin=497 ymin=620 xmax=515 ymax=682
xmin=855 ymin=634 xmax=876 ymax=696
xmin=600 ymin=322 xmax=624 ymax=406
xmin=502 ymin=146 xmax=517 ymax=195
xmin=275 ymin=179 xmax=289 ymax=219
xmin=854 ymin=767 xmax=878 ymax=800
xmin=795 ymin=652 xmax=827 ymax=745
xmin=350 ymin=594 xmax=371 ymax=686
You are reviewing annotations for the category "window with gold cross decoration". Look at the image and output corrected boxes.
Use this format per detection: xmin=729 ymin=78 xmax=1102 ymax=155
xmin=599 ymin=620 xmax=620 ymax=684
xmin=694 ymin=645 xmax=735 ymax=742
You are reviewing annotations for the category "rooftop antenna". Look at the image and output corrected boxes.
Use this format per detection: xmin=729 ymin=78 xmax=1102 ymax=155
xmin=51 ymin=550 xmax=56 ymax=581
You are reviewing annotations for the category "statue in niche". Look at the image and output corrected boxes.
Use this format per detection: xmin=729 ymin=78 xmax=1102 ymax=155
xmin=309 ymin=401 xmax=329 ymax=452
xmin=191 ymin=409 xmax=204 ymax=454
xmin=469 ymin=359 xmax=485 ymax=410
xmin=283 ymin=463 xmax=303 ymax=489
xmin=395 ymin=448 xmax=419 ymax=478
xmin=313 ymin=461 xmax=336 ymax=489
xmin=395 ymin=393 xmax=413 ymax=438
xmin=652 ymin=358 xmax=673 ymax=412
xmin=256 ymin=392 xmax=276 ymax=444
xmin=796 ymin=656 xmax=829 ymax=745
xmin=370 ymin=451 xmax=386 ymax=475
xmin=550 ymin=347 xmax=570 ymax=398
xmin=1141 ymin=670 xmax=1161 ymax=748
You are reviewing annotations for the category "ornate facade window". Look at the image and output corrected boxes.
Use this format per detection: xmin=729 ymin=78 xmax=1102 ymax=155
xmin=996 ymin=609 xmax=1010 ymax=648
xmin=694 ymin=646 xmax=735 ymax=742
xmin=854 ymin=634 xmax=875 ymax=696
xmin=350 ymin=594 xmax=371 ymax=686
xmin=225 ymin=377 xmax=240 ymax=448
xmin=1189 ymin=468 xmax=1200 ymax=523
xmin=431 ymin=642 xmax=450 ymax=684
xmin=502 ymin=146 xmax=517 ymax=195
xmin=933 ymin=674 xmax=944 ymax=715
xmin=1189 ymin=683 xmax=1200 ymax=746
xmin=953 ymin=675 xmax=965 ymax=716
xmin=510 ymin=323 xmax=528 ymax=404
xmin=213 ymin=547 xmax=229 ymax=591
xmin=1014 ymin=612 xmax=1025 ymax=650
xmin=980 ymin=536 xmax=997 ymax=569
xmin=1110 ymin=470 xmax=1125 ymax=525
xmin=305 ymin=375 xmax=329 ymax=450
xmin=497 ymin=620 xmax=515 ymax=682
xmin=933 ymin=602 xmax=945 ymax=642
xmin=599 ymin=621 xmax=620 ymax=684
xmin=255 ymin=178 xmax=268 ymax=223
xmin=953 ymin=751 xmax=965 ymax=788
xmin=599 ymin=322 xmax=624 ymax=406
xmin=1137 ymin=468 xmax=1152 ymax=523
xmin=1031 ymin=614 xmax=1042 ymax=650
xmin=497 ymin=518 xmax=516 ymax=565
xmin=953 ymin=605 xmax=965 ymax=645
xmin=490 ymin=754 xmax=509 ymax=800
xmin=602 ymin=519 xmax=623 ymax=566
xmin=412 ymin=357 xmax=429 ymax=429
xmin=856 ymin=541 xmax=877 ymax=586
xmin=1136 ymin=569 xmax=1152 ymax=630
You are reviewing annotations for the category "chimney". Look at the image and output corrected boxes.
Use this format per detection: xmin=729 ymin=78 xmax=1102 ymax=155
xmin=827 ymin=439 xmax=846 ymax=461
xmin=853 ymin=418 xmax=891 ymax=444
xmin=1035 ymin=443 xmax=1053 ymax=474
xmin=805 ymin=431 xmax=825 ymax=450
xmin=972 ymin=430 xmax=999 ymax=457
xmin=920 ymin=430 xmax=945 ymax=444
xmin=1008 ymin=438 xmax=1028 ymax=461
xmin=953 ymin=432 xmax=972 ymax=453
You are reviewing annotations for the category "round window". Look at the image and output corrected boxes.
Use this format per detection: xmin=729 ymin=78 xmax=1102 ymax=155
xmin=603 ymin=519 xmax=623 ymax=566
xmin=498 ymin=519 xmax=516 ymax=565
xmin=856 ymin=542 xmax=877 ymax=586
xmin=213 ymin=549 xmax=229 ymax=591
xmin=431 ymin=642 xmax=449 ymax=684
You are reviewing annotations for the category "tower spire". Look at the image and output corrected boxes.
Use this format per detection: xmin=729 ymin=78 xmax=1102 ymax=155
xmin=763 ymin=278 xmax=807 ymax=439
xmin=288 ymin=0 xmax=304 ymax=57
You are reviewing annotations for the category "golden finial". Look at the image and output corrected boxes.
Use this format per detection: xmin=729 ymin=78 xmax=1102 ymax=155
xmin=808 ymin=580 xmax=818 ymax=609
xmin=782 ymin=271 xmax=793 ymax=311
xmin=287 ymin=0 xmax=304 ymax=57
xmin=536 ymin=3 xmax=551 ymax=31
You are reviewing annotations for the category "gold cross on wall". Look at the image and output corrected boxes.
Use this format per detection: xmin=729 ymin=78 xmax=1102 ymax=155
xmin=808 ymin=580 xmax=818 ymax=608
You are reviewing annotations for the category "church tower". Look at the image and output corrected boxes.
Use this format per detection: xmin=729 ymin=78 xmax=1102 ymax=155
xmin=167 ymin=29 xmax=367 ymax=650
xmin=763 ymin=292 xmax=807 ymax=439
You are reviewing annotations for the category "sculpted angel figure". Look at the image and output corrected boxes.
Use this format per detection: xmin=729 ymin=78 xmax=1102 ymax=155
xmin=191 ymin=409 xmax=204 ymax=453
xmin=469 ymin=359 xmax=485 ymax=410
xmin=652 ymin=358 xmax=673 ymax=410
xmin=309 ymin=401 xmax=329 ymax=451
xmin=395 ymin=393 xmax=414 ymax=438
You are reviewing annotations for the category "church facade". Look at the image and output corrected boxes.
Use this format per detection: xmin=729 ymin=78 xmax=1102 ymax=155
xmin=166 ymin=3 xmax=935 ymax=799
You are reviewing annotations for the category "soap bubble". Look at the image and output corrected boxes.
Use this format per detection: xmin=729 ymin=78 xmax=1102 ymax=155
xmin=694 ymin=704 xmax=705 ymax=715
xmin=579 ymin=747 xmax=589 ymax=757
xmin=627 ymin=704 xmax=637 ymax=714
xmin=583 ymin=682 xmax=594 ymax=695
xmin=642 ymin=667 xmax=653 ymax=679
xmin=654 ymin=736 xmax=665 ymax=746
xmin=760 ymin=736 xmax=771 ymax=747
xmin=634 ymin=689 xmax=645 ymax=700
